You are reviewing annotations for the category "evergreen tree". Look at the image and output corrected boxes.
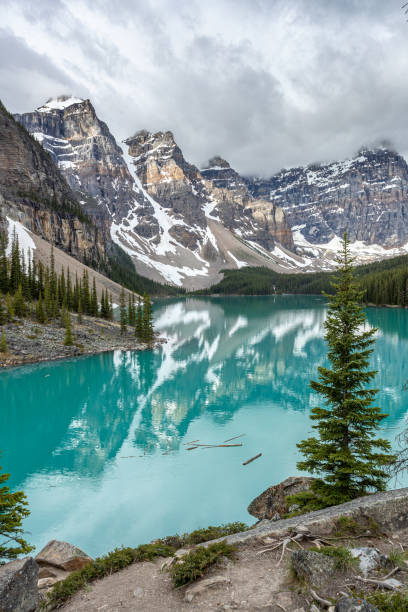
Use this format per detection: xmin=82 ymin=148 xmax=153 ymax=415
xmin=135 ymin=297 xmax=143 ymax=340
xmin=289 ymin=234 xmax=395 ymax=512
xmin=91 ymin=277 xmax=98 ymax=317
xmin=64 ymin=313 xmax=73 ymax=346
xmin=36 ymin=293 xmax=46 ymax=324
xmin=5 ymin=294 xmax=13 ymax=321
xmin=0 ymin=300 xmax=6 ymax=325
xmin=77 ymin=295 xmax=83 ymax=323
xmin=142 ymin=293 xmax=154 ymax=346
xmin=119 ymin=287 xmax=127 ymax=335
xmin=0 ymin=235 xmax=8 ymax=295
xmin=12 ymin=285 xmax=26 ymax=318
xmin=82 ymin=270 xmax=91 ymax=315
xmin=0 ymin=331 xmax=7 ymax=353
xmin=9 ymin=230 xmax=21 ymax=293
xmin=0 ymin=458 xmax=34 ymax=562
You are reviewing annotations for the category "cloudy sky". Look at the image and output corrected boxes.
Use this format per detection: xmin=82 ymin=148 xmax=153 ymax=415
xmin=1 ymin=0 xmax=408 ymax=175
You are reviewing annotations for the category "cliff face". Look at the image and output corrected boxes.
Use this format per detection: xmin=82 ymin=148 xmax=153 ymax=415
xmin=0 ymin=100 xmax=106 ymax=266
xmin=246 ymin=147 xmax=408 ymax=252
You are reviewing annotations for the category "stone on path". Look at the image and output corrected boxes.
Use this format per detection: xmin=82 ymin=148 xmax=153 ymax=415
xmin=349 ymin=547 xmax=381 ymax=575
xmin=0 ymin=557 xmax=38 ymax=612
xmin=291 ymin=550 xmax=337 ymax=587
xmin=248 ymin=476 xmax=316 ymax=521
xmin=35 ymin=539 xmax=92 ymax=571
xmin=335 ymin=597 xmax=380 ymax=611
xmin=184 ymin=575 xmax=231 ymax=602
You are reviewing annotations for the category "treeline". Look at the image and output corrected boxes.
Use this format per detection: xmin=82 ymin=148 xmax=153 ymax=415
xmin=0 ymin=230 xmax=155 ymax=347
xmin=200 ymin=254 xmax=408 ymax=306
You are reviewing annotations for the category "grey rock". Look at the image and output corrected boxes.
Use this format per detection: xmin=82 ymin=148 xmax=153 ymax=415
xmin=335 ymin=597 xmax=379 ymax=611
xmin=184 ymin=575 xmax=230 ymax=602
xmin=291 ymin=550 xmax=337 ymax=586
xmin=36 ymin=539 xmax=92 ymax=571
xmin=248 ymin=476 xmax=316 ymax=521
xmin=349 ymin=547 xmax=381 ymax=575
xmin=0 ymin=557 xmax=38 ymax=612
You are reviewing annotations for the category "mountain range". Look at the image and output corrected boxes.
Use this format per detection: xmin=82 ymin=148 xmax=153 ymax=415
xmin=2 ymin=95 xmax=408 ymax=290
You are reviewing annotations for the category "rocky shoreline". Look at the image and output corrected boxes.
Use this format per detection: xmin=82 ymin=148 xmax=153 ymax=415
xmin=0 ymin=314 xmax=163 ymax=369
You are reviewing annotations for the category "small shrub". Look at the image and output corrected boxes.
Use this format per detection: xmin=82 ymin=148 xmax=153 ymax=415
xmin=333 ymin=516 xmax=360 ymax=537
xmin=365 ymin=590 xmax=408 ymax=611
xmin=388 ymin=549 xmax=408 ymax=567
xmin=159 ymin=522 xmax=247 ymax=549
xmin=169 ymin=541 xmax=236 ymax=587
xmin=0 ymin=331 xmax=7 ymax=353
xmin=309 ymin=545 xmax=357 ymax=571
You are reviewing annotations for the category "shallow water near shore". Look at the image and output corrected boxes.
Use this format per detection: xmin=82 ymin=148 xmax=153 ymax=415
xmin=1 ymin=295 xmax=408 ymax=557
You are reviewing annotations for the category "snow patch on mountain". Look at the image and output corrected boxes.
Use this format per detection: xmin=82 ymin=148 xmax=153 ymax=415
xmin=6 ymin=217 xmax=36 ymax=266
xmin=38 ymin=96 xmax=84 ymax=112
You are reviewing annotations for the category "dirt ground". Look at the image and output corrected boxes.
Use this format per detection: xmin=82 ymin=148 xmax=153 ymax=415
xmin=58 ymin=527 xmax=408 ymax=611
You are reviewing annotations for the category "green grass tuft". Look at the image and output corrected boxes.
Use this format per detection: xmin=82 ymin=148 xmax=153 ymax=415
xmin=364 ymin=590 xmax=408 ymax=611
xmin=169 ymin=540 xmax=237 ymax=587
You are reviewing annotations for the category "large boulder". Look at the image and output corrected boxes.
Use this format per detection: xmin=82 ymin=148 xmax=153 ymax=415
xmin=291 ymin=550 xmax=337 ymax=587
xmin=0 ymin=556 xmax=38 ymax=612
xmin=35 ymin=539 xmax=92 ymax=571
xmin=335 ymin=597 xmax=379 ymax=611
xmin=248 ymin=476 xmax=316 ymax=521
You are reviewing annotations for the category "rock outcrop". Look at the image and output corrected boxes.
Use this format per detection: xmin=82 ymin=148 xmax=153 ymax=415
xmin=291 ymin=549 xmax=337 ymax=586
xmin=35 ymin=539 xmax=92 ymax=572
xmin=0 ymin=557 xmax=38 ymax=612
xmin=247 ymin=476 xmax=316 ymax=521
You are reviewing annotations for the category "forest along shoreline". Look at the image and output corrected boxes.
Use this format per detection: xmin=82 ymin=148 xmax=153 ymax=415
xmin=0 ymin=312 xmax=164 ymax=369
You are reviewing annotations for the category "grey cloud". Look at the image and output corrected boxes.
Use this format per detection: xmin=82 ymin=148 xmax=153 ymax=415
xmin=1 ymin=0 xmax=408 ymax=176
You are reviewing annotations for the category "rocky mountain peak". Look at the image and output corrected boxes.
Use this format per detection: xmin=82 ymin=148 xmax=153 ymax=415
xmin=203 ymin=156 xmax=231 ymax=170
xmin=37 ymin=95 xmax=86 ymax=112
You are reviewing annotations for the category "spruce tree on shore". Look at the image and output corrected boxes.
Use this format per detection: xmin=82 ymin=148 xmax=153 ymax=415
xmin=0 ymin=331 xmax=7 ymax=353
xmin=288 ymin=233 xmax=395 ymax=512
xmin=119 ymin=287 xmax=127 ymax=335
xmin=0 ymin=457 xmax=34 ymax=562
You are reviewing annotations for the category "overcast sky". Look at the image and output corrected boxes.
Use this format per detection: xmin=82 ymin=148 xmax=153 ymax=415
xmin=1 ymin=0 xmax=408 ymax=176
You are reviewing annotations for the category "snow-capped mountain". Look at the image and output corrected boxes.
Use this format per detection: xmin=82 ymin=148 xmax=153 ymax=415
xmin=15 ymin=97 xmax=294 ymax=287
xmin=14 ymin=96 xmax=408 ymax=286
xmin=246 ymin=147 xmax=408 ymax=269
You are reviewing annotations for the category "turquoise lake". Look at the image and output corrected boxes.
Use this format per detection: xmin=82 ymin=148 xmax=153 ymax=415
xmin=1 ymin=295 xmax=408 ymax=557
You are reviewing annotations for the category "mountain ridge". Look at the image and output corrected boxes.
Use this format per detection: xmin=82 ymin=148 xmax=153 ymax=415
xmin=12 ymin=95 xmax=408 ymax=288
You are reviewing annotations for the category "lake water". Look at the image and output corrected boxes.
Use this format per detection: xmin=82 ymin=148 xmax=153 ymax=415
xmin=1 ymin=296 xmax=408 ymax=558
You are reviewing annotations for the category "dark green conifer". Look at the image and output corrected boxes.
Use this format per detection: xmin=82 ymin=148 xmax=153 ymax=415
xmin=0 ymin=331 xmax=7 ymax=353
xmin=119 ymin=287 xmax=127 ymax=335
xmin=289 ymin=233 xmax=395 ymax=512
xmin=12 ymin=285 xmax=26 ymax=318
xmin=135 ymin=296 xmax=143 ymax=341
xmin=0 ymin=235 xmax=8 ymax=294
xmin=64 ymin=313 xmax=73 ymax=346
xmin=142 ymin=293 xmax=154 ymax=346
xmin=91 ymin=277 xmax=98 ymax=317
xmin=0 ymin=458 xmax=34 ymax=561
xmin=36 ymin=293 xmax=46 ymax=324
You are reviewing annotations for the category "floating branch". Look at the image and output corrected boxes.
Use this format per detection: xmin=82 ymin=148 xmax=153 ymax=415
xmin=242 ymin=453 xmax=262 ymax=465
xmin=223 ymin=434 xmax=245 ymax=443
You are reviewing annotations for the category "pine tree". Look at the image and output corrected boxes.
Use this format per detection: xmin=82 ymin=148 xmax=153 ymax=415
xmin=289 ymin=233 xmax=395 ymax=512
xmin=12 ymin=285 xmax=26 ymax=318
xmin=77 ymin=295 xmax=83 ymax=323
xmin=36 ymin=293 xmax=46 ymax=324
xmin=142 ymin=293 xmax=154 ymax=346
xmin=119 ymin=287 xmax=127 ymax=335
xmin=91 ymin=277 xmax=98 ymax=317
xmin=0 ymin=235 xmax=8 ymax=295
xmin=135 ymin=297 xmax=143 ymax=341
xmin=64 ymin=313 xmax=73 ymax=346
xmin=9 ymin=230 xmax=21 ymax=293
xmin=0 ymin=331 xmax=7 ymax=353
xmin=0 ymin=458 xmax=34 ymax=562
xmin=0 ymin=300 xmax=6 ymax=326
xmin=5 ymin=294 xmax=14 ymax=321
